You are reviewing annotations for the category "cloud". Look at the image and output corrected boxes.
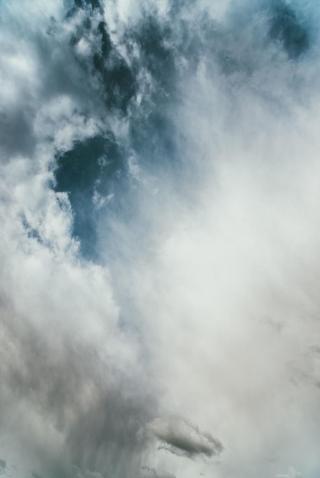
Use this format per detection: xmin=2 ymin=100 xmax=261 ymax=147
xmin=1 ymin=1 xmax=320 ymax=478
xmin=141 ymin=467 xmax=176 ymax=478
xmin=148 ymin=417 xmax=223 ymax=459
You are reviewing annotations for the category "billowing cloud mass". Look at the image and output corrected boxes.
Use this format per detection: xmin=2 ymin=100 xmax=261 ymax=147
xmin=1 ymin=0 xmax=320 ymax=477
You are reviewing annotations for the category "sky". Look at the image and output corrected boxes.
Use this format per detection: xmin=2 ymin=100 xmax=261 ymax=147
xmin=0 ymin=0 xmax=320 ymax=477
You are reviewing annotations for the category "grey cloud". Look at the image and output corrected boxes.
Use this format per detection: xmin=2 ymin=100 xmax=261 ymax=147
xmin=0 ymin=275 xmax=156 ymax=477
xmin=0 ymin=109 xmax=35 ymax=159
xmin=141 ymin=467 xmax=176 ymax=478
xmin=0 ymin=460 xmax=6 ymax=474
xmin=147 ymin=417 xmax=223 ymax=459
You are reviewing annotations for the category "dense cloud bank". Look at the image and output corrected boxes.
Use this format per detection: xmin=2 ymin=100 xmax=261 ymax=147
xmin=1 ymin=0 xmax=320 ymax=477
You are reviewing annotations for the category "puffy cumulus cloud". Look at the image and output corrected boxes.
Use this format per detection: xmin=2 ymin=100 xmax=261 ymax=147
xmin=2 ymin=0 xmax=320 ymax=478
